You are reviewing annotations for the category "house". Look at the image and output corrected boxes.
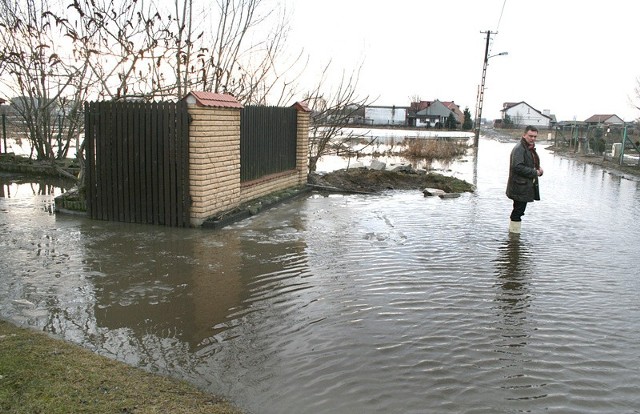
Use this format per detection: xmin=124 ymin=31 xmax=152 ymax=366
xmin=408 ymin=99 xmax=459 ymax=128
xmin=584 ymin=114 xmax=624 ymax=125
xmin=442 ymin=101 xmax=464 ymax=124
xmin=501 ymin=101 xmax=553 ymax=128
xmin=364 ymin=105 xmax=408 ymax=126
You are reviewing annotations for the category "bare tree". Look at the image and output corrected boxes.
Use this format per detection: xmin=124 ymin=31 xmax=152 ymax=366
xmin=3 ymin=0 xmax=369 ymax=181
xmin=0 ymin=0 xmax=90 ymax=162
xmin=304 ymin=61 xmax=375 ymax=173
xmin=173 ymin=0 xmax=304 ymax=105
xmin=408 ymin=94 xmax=422 ymax=112
xmin=634 ymin=78 xmax=640 ymax=119
xmin=407 ymin=94 xmax=423 ymax=127
xmin=1 ymin=0 xmax=304 ymax=183
xmin=56 ymin=0 xmax=173 ymax=101
xmin=55 ymin=0 xmax=301 ymax=104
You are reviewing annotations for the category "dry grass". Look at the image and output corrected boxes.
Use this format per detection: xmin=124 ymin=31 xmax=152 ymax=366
xmin=401 ymin=139 xmax=469 ymax=160
xmin=0 ymin=320 xmax=243 ymax=414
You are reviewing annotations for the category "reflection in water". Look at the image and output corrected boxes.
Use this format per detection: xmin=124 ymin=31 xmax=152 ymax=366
xmin=0 ymin=174 xmax=73 ymax=214
xmin=494 ymin=235 xmax=531 ymax=331
xmin=84 ymin=226 xmax=248 ymax=348
xmin=492 ymin=235 xmax=546 ymax=403
xmin=0 ymin=174 xmax=73 ymax=199
xmin=49 ymin=218 xmax=313 ymax=381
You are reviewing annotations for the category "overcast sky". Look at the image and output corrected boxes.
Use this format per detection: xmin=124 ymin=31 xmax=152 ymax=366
xmin=285 ymin=0 xmax=640 ymax=123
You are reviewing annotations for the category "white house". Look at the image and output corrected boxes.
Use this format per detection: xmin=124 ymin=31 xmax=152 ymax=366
xmin=364 ymin=106 xmax=407 ymax=125
xmin=501 ymin=101 xmax=553 ymax=128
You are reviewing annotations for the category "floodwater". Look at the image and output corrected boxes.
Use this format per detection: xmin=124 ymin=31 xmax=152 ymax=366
xmin=1 ymin=137 xmax=640 ymax=414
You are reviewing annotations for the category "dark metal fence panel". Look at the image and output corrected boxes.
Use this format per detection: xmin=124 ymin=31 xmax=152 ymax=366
xmin=240 ymin=106 xmax=297 ymax=182
xmin=84 ymin=101 xmax=190 ymax=227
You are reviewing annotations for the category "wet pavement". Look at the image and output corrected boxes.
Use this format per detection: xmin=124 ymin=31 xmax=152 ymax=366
xmin=1 ymin=137 xmax=639 ymax=413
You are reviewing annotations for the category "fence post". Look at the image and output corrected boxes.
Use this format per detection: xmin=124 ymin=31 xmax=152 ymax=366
xmin=292 ymin=101 xmax=311 ymax=182
xmin=619 ymin=124 xmax=627 ymax=165
xmin=183 ymin=92 xmax=243 ymax=227
xmin=1 ymin=113 xmax=6 ymax=154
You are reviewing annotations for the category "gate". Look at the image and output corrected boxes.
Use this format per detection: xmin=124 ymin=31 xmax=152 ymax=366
xmin=240 ymin=106 xmax=298 ymax=182
xmin=84 ymin=101 xmax=191 ymax=227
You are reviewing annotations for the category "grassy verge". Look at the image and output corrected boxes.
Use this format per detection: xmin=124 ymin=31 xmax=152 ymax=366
xmin=0 ymin=320 xmax=242 ymax=414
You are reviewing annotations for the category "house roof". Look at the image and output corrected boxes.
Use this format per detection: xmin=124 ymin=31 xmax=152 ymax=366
xmin=407 ymin=99 xmax=465 ymax=123
xmin=410 ymin=100 xmax=462 ymax=111
xmin=502 ymin=101 xmax=520 ymax=110
xmin=365 ymin=105 xmax=409 ymax=110
xmin=442 ymin=101 xmax=464 ymax=122
xmin=584 ymin=114 xmax=623 ymax=123
xmin=502 ymin=101 xmax=552 ymax=120
xmin=411 ymin=101 xmax=432 ymax=111
xmin=442 ymin=101 xmax=459 ymax=110
xmin=182 ymin=91 xmax=243 ymax=108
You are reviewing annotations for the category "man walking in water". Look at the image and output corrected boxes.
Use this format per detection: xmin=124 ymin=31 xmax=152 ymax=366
xmin=506 ymin=125 xmax=544 ymax=233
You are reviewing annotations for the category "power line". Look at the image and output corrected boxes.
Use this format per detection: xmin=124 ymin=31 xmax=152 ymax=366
xmin=495 ymin=0 xmax=508 ymax=34
xmin=488 ymin=0 xmax=507 ymax=57
xmin=474 ymin=1 xmax=509 ymax=146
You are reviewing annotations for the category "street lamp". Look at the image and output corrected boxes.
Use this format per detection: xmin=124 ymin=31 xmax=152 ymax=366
xmin=473 ymin=34 xmax=508 ymax=146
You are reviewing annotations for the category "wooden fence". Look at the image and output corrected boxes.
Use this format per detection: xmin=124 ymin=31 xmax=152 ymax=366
xmin=84 ymin=101 xmax=191 ymax=227
xmin=83 ymin=99 xmax=303 ymax=227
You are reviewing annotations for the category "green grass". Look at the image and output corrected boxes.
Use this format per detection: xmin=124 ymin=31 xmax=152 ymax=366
xmin=0 ymin=320 xmax=242 ymax=414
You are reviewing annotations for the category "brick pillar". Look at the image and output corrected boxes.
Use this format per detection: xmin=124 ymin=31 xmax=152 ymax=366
xmin=293 ymin=101 xmax=311 ymax=184
xmin=184 ymin=92 xmax=243 ymax=227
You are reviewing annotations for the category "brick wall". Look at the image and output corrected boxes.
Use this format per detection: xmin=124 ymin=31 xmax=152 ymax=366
xmin=188 ymin=106 xmax=241 ymax=226
xmin=186 ymin=93 xmax=310 ymax=227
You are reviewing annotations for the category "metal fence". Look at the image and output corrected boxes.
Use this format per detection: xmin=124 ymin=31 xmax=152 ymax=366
xmin=240 ymin=106 xmax=298 ymax=182
xmin=554 ymin=123 xmax=639 ymax=166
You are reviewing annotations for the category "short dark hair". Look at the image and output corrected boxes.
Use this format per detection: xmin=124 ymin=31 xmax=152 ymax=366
xmin=524 ymin=125 xmax=538 ymax=133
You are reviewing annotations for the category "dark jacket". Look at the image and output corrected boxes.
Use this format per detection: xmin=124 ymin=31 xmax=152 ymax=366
xmin=506 ymin=139 xmax=540 ymax=202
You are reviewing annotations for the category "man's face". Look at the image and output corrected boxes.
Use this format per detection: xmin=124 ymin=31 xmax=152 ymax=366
xmin=523 ymin=130 xmax=538 ymax=145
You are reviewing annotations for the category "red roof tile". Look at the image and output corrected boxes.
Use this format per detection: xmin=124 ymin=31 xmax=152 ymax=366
xmin=184 ymin=91 xmax=243 ymax=109
xmin=292 ymin=101 xmax=311 ymax=112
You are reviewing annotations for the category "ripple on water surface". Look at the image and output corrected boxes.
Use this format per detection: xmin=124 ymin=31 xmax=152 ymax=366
xmin=1 ymin=142 xmax=640 ymax=414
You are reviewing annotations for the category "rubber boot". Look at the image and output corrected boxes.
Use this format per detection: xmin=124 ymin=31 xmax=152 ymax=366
xmin=509 ymin=220 xmax=521 ymax=234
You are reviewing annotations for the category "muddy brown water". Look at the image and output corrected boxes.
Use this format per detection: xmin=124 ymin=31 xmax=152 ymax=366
xmin=1 ymin=138 xmax=639 ymax=413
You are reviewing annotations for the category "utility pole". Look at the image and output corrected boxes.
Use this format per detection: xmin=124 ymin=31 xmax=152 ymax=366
xmin=473 ymin=30 xmax=495 ymax=147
